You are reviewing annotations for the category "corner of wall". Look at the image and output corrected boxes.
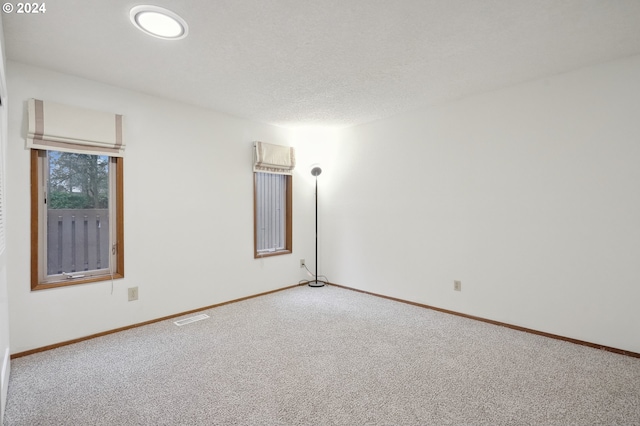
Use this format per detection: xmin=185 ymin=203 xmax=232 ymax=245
xmin=0 ymin=347 xmax=9 ymax=422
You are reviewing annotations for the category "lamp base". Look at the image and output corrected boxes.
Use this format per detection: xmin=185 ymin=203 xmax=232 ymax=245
xmin=308 ymin=280 xmax=325 ymax=287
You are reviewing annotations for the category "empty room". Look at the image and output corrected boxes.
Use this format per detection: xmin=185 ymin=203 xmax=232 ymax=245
xmin=0 ymin=1 xmax=639 ymax=425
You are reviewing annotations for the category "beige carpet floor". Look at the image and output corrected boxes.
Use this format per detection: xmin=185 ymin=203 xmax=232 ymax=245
xmin=4 ymin=285 xmax=640 ymax=425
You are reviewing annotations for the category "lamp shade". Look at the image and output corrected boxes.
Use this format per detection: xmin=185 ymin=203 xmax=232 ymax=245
xmin=310 ymin=164 xmax=322 ymax=177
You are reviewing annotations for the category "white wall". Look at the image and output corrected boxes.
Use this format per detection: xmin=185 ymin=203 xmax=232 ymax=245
xmin=5 ymin=54 xmax=640 ymax=356
xmin=0 ymin=16 xmax=11 ymax=423
xmin=5 ymin=62 xmax=317 ymax=354
xmin=321 ymin=55 xmax=640 ymax=353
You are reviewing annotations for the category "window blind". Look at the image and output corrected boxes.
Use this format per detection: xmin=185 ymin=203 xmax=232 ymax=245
xmin=253 ymin=141 xmax=295 ymax=175
xmin=27 ymin=99 xmax=125 ymax=157
xmin=255 ymin=172 xmax=286 ymax=252
xmin=0 ymin=147 xmax=4 ymax=255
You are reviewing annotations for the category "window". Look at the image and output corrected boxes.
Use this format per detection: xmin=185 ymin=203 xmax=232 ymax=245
xmin=26 ymin=98 xmax=125 ymax=290
xmin=31 ymin=149 xmax=124 ymax=290
xmin=0 ymin=131 xmax=4 ymax=256
xmin=252 ymin=141 xmax=294 ymax=258
xmin=254 ymin=172 xmax=292 ymax=257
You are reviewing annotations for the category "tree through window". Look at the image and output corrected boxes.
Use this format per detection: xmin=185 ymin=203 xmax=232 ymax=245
xmin=31 ymin=149 xmax=124 ymax=290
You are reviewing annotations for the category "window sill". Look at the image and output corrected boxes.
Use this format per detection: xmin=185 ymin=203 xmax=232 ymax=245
xmin=31 ymin=272 xmax=124 ymax=291
xmin=254 ymin=249 xmax=291 ymax=259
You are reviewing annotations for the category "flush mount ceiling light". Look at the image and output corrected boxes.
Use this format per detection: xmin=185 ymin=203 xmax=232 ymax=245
xmin=130 ymin=5 xmax=188 ymax=40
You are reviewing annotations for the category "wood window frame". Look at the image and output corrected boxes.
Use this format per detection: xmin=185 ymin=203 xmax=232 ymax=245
xmin=253 ymin=172 xmax=292 ymax=258
xmin=30 ymin=149 xmax=125 ymax=291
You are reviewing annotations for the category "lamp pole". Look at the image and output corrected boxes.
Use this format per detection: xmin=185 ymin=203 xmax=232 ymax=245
xmin=309 ymin=166 xmax=323 ymax=287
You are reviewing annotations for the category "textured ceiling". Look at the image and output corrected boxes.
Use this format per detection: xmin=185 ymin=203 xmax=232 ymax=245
xmin=3 ymin=0 xmax=640 ymax=128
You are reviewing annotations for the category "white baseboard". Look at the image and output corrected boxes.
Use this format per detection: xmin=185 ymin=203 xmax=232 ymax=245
xmin=1 ymin=347 xmax=9 ymax=423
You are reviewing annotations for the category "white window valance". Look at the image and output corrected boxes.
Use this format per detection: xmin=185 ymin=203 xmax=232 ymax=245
xmin=253 ymin=141 xmax=295 ymax=175
xmin=27 ymin=98 xmax=125 ymax=157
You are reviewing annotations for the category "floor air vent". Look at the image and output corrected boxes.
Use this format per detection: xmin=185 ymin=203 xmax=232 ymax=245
xmin=174 ymin=314 xmax=210 ymax=326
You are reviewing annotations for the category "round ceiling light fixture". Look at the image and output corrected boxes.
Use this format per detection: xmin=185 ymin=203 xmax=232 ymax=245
xmin=130 ymin=5 xmax=188 ymax=40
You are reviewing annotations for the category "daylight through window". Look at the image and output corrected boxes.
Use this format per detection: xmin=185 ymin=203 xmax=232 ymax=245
xmin=32 ymin=150 xmax=124 ymax=289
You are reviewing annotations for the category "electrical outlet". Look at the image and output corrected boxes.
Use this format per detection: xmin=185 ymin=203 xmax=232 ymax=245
xmin=454 ymin=280 xmax=461 ymax=292
xmin=300 ymin=259 xmax=305 ymax=268
xmin=128 ymin=287 xmax=138 ymax=301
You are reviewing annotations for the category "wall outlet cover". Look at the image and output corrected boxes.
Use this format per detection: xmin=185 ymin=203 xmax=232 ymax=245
xmin=128 ymin=287 xmax=139 ymax=301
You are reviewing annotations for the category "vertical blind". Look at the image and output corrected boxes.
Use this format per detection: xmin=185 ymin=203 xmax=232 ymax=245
xmin=0 ymin=145 xmax=4 ymax=255
xmin=255 ymin=172 xmax=286 ymax=252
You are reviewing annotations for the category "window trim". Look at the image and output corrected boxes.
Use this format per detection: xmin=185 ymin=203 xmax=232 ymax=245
xmin=253 ymin=172 xmax=292 ymax=258
xmin=30 ymin=149 xmax=124 ymax=290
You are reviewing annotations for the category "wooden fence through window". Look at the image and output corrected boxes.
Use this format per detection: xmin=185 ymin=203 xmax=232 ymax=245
xmin=47 ymin=209 xmax=110 ymax=275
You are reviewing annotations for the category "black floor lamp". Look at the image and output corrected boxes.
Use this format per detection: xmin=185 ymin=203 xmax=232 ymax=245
xmin=309 ymin=164 xmax=324 ymax=287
